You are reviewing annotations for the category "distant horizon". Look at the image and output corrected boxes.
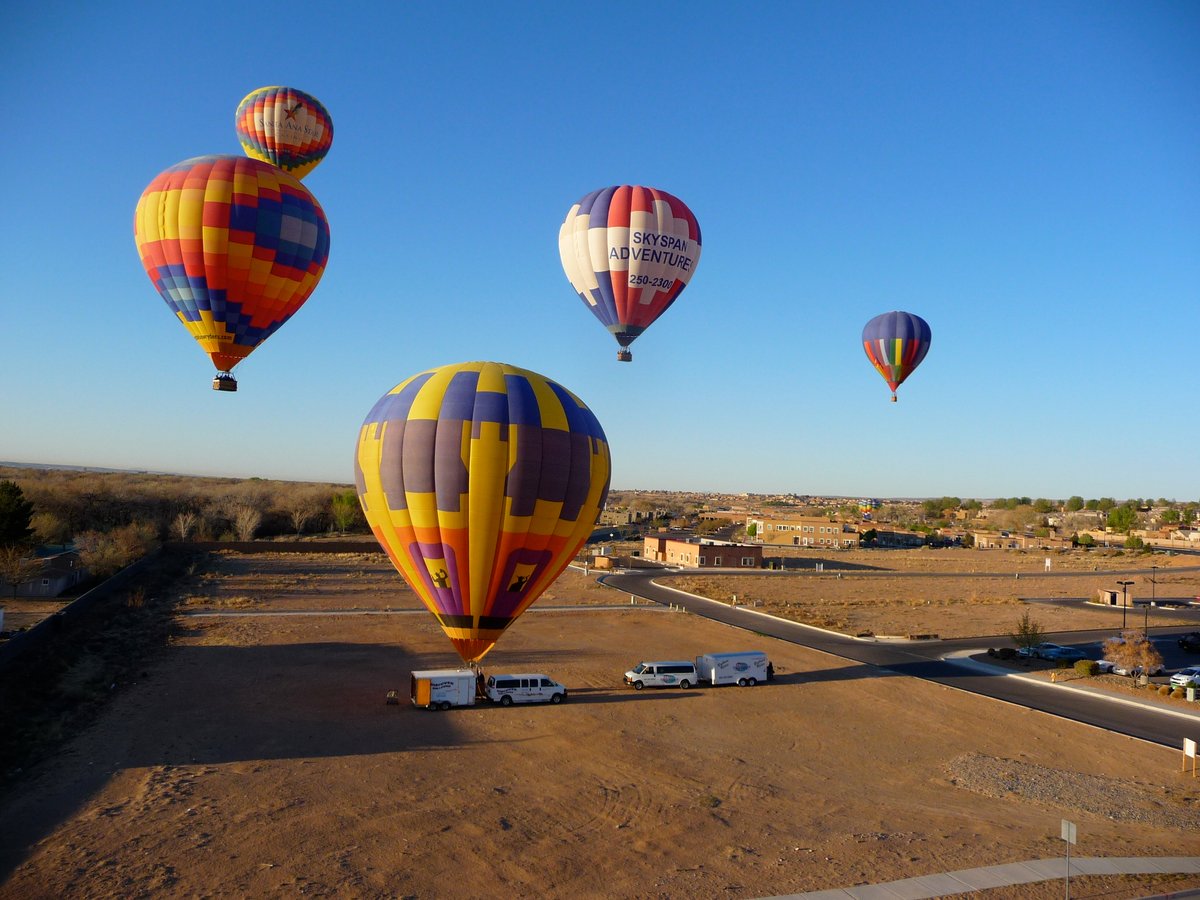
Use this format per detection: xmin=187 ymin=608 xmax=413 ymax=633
xmin=2 ymin=460 xmax=1194 ymax=506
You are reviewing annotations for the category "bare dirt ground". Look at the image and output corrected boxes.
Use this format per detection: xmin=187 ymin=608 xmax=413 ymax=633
xmin=663 ymin=547 xmax=1200 ymax=638
xmin=1 ymin=550 xmax=1198 ymax=899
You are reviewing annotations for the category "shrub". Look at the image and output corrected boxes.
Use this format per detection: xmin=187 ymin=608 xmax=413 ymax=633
xmin=1074 ymin=660 xmax=1099 ymax=677
xmin=1171 ymin=687 xmax=1186 ymax=700
xmin=1158 ymin=685 xmax=1171 ymax=697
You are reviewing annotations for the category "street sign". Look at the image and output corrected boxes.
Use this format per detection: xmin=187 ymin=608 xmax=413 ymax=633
xmin=1061 ymin=819 xmax=1077 ymax=845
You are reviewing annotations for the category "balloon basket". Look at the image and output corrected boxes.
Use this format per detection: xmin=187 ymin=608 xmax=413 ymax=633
xmin=890 ymin=394 xmax=897 ymax=403
xmin=616 ymin=349 xmax=632 ymax=362
xmin=212 ymin=373 xmax=238 ymax=392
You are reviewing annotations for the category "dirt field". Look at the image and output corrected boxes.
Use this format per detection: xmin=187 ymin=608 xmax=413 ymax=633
xmin=1 ymin=550 xmax=1198 ymax=899
xmin=662 ymin=547 xmax=1200 ymax=639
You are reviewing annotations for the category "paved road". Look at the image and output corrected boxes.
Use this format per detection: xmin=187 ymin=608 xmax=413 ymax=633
xmin=600 ymin=569 xmax=1200 ymax=749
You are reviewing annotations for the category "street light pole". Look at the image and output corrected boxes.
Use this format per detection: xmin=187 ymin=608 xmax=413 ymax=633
xmin=1117 ymin=580 xmax=1133 ymax=631
xmin=1147 ymin=565 xmax=1158 ymax=633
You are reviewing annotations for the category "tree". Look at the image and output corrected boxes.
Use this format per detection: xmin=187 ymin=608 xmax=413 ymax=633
xmin=172 ymin=511 xmax=198 ymax=541
xmin=859 ymin=528 xmax=877 ymax=547
xmin=0 ymin=480 xmax=35 ymax=547
xmin=1102 ymin=630 xmax=1163 ymax=676
xmin=234 ymin=505 xmax=262 ymax=541
xmin=1106 ymin=504 xmax=1140 ymax=534
xmin=1066 ymin=496 xmax=1084 ymax=512
xmin=1033 ymin=498 xmax=1054 ymax=514
xmin=31 ymin=511 xmax=70 ymax=546
xmin=1008 ymin=610 xmax=1045 ymax=653
xmin=745 ymin=522 xmax=758 ymax=538
xmin=283 ymin=491 xmax=323 ymax=538
xmin=1074 ymin=532 xmax=1095 ymax=547
xmin=0 ymin=544 xmax=43 ymax=599
xmin=330 ymin=490 xmax=361 ymax=535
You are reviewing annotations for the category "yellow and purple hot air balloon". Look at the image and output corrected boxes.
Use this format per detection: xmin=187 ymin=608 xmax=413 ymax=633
xmin=235 ymin=86 xmax=333 ymax=179
xmin=133 ymin=155 xmax=331 ymax=391
xmin=861 ymin=310 xmax=932 ymax=402
xmin=559 ymin=185 xmax=702 ymax=361
xmin=354 ymin=361 xmax=611 ymax=664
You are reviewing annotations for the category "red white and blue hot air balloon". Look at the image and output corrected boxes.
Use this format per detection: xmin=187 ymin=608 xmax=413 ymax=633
xmin=559 ymin=185 xmax=701 ymax=361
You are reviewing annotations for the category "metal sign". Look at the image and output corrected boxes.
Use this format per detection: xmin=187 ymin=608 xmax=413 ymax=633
xmin=1061 ymin=819 xmax=1077 ymax=845
xmin=1185 ymin=738 xmax=1197 ymax=759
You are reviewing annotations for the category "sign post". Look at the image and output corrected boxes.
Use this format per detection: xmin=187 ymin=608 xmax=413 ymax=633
xmin=1061 ymin=819 xmax=1077 ymax=899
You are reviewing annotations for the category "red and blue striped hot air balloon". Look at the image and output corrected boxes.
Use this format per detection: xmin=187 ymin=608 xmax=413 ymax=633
xmin=558 ymin=185 xmax=701 ymax=362
xmin=861 ymin=311 xmax=932 ymax=402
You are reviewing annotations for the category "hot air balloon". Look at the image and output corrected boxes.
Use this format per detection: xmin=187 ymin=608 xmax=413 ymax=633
xmin=559 ymin=185 xmax=701 ymax=361
xmin=354 ymin=361 xmax=611 ymax=664
xmin=235 ymin=86 xmax=333 ymax=179
xmin=861 ymin=311 xmax=932 ymax=402
xmin=134 ymin=155 xmax=331 ymax=391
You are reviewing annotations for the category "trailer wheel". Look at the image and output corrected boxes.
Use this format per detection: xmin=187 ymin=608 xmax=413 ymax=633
xmin=747 ymin=677 xmax=757 ymax=686
xmin=633 ymin=681 xmax=644 ymax=691
xmin=440 ymin=701 xmax=451 ymax=711
xmin=679 ymin=679 xmax=691 ymax=689
xmin=550 ymin=693 xmax=563 ymax=704
xmin=500 ymin=695 xmax=513 ymax=707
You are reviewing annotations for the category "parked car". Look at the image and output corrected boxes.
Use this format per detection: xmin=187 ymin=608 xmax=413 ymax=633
xmin=1012 ymin=643 xmax=1080 ymax=662
xmin=1169 ymin=667 xmax=1200 ymax=688
xmin=1105 ymin=661 xmax=1165 ymax=677
xmin=1178 ymin=632 xmax=1200 ymax=652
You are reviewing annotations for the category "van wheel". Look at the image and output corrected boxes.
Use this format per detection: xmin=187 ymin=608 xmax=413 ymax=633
xmin=737 ymin=678 xmax=747 ymax=687
xmin=550 ymin=693 xmax=563 ymax=704
xmin=633 ymin=681 xmax=644 ymax=691
xmin=747 ymin=677 xmax=757 ymax=686
xmin=500 ymin=695 xmax=513 ymax=707
xmin=679 ymin=680 xmax=691 ymax=689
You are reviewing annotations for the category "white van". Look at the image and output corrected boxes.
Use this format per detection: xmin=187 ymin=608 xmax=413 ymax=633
xmin=623 ymin=660 xmax=698 ymax=690
xmin=485 ymin=674 xmax=567 ymax=706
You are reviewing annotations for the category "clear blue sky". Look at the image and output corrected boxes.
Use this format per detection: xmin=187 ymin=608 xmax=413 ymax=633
xmin=2 ymin=1 xmax=1197 ymax=500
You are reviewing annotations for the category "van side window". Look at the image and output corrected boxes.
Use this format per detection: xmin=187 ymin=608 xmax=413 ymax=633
xmin=540 ymin=678 xmax=553 ymax=687
xmin=496 ymin=679 xmax=519 ymax=689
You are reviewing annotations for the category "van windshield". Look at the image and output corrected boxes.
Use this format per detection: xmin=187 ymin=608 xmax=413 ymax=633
xmin=631 ymin=662 xmax=649 ymax=675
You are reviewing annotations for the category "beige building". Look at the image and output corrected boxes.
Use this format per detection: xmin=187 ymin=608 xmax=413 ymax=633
xmin=747 ymin=515 xmax=858 ymax=548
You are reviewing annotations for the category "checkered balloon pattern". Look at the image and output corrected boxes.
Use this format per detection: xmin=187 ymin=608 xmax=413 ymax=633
xmin=133 ymin=155 xmax=331 ymax=374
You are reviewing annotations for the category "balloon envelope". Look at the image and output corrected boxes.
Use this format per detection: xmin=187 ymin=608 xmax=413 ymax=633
xmin=354 ymin=361 xmax=611 ymax=663
xmin=134 ymin=155 xmax=331 ymax=377
xmin=559 ymin=185 xmax=701 ymax=360
xmin=861 ymin=311 xmax=931 ymax=401
xmin=235 ymin=86 xmax=333 ymax=179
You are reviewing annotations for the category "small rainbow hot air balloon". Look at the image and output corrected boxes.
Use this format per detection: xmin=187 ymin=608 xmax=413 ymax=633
xmin=133 ymin=155 xmax=331 ymax=390
xmin=861 ymin=311 xmax=932 ymax=402
xmin=235 ymin=86 xmax=333 ymax=179
xmin=559 ymin=185 xmax=701 ymax=361
xmin=355 ymin=361 xmax=611 ymax=664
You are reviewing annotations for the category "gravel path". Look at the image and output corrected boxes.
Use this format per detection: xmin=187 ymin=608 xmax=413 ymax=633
xmin=946 ymin=752 xmax=1200 ymax=830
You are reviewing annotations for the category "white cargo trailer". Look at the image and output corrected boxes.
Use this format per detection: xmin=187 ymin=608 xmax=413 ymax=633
xmin=694 ymin=651 xmax=770 ymax=686
xmin=410 ymin=669 xmax=477 ymax=710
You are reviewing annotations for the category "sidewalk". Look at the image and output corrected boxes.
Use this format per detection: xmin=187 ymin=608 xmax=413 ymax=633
xmin=766 ymin=856 xmax=1200 ymax=899
xmin=943 ymin=650 xmax=1200 ymax=723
